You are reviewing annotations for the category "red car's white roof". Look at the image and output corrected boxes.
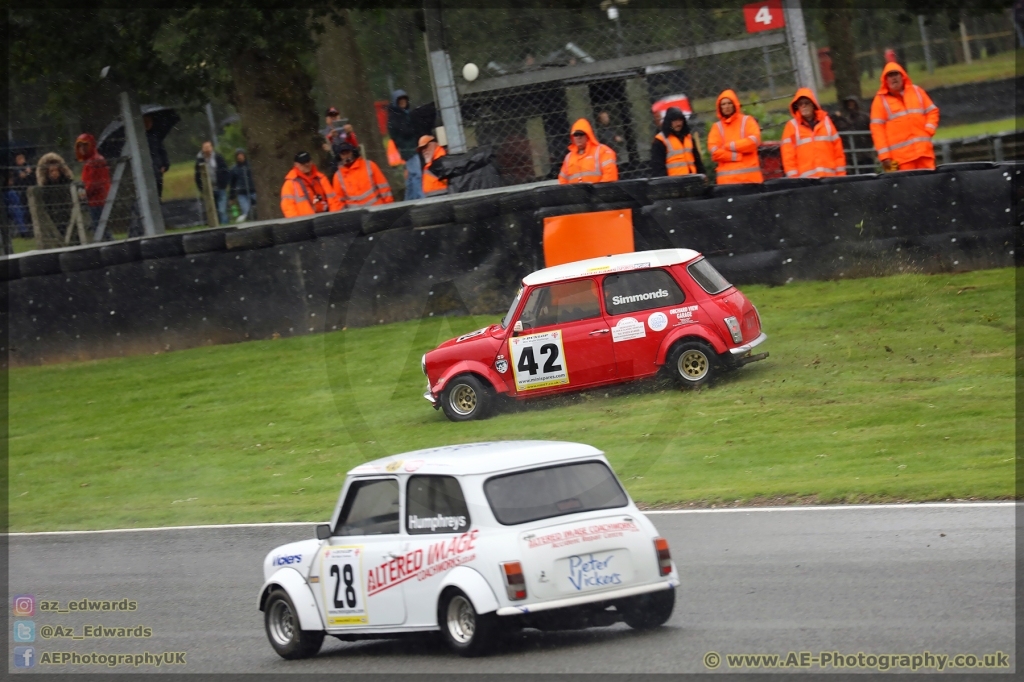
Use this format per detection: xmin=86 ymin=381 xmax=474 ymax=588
xmin=523 ymin=248 xmax=701 ymax=287
xmin=349 ymin=441 xmax=605 ymax=477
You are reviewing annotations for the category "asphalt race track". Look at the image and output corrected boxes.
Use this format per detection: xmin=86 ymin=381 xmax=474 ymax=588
xmin=7 ymin=504 xmax=1016 ymax=674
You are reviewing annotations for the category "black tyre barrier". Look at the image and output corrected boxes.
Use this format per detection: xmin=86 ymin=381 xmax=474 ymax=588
xmin=225 ymin=224 xmax=274 ymax=251
xmin=763 ymin=177 xmax=821 ymax=190
xmin=592 ymin=178 xmax=649 ymax=204
xmin=876 ymin=172 xmax=947 ymax=238
xmin=708 ymin=249 xmax=786 ymax=286
xmin=646 ymin=175 xmax=708 ymax=201
xmin=0 ymin=256 xmax=20 ymax=281
xmin=362 ymin=203 xmax=411 ymax=235
xmin=762 ymin=187 xmax=825 ymax=248
xmin=99 ymin=240 xmax=142 ymax=267
xmin=453 ymin=195 xmax=500 ymax=223
xmin=18 ymin=251 xmax=62 ymax=277
xmin=949 ymin=166 xmax=1013 ymax=230
xmin=140 ymin=233 xmax=185 ymax=260
xmin=936 ymin=162 xmax=996 ymax=172
xmin=533 ymin=183 xmax=592 ymax=208
xmin=499 ymin=190 xmax=537 ymax=214
xmin=314 ymin=209 xmax=365 ymax=237
xmin=817 ymin=179 xmax=885 ymax=240
xmin=710 ymin=182 xmax=765 ymax=198
xmin=820 ymin=173 xmax=878 ymax=185
xmin=272 ymin=219 xmax=315 ymax=245
xmin=410 ymin=200 xmax=456 ymax=227
xmin=183 ymin=228 xmax=231 ymax=255
xmin=59 ymin=247 xmax=105 ymax=273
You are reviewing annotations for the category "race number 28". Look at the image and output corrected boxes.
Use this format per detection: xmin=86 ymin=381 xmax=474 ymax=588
xmin=321 ymin=546 xmax=368 ymax=626
xmin=509 ymin=330 xmax=570 ymax=391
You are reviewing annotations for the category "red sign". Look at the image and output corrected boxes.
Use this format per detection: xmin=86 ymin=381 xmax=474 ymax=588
xmin=743 ymin=0 xmax=785 ymax=33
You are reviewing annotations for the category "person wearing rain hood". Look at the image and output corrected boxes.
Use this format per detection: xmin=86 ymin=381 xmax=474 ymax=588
xmin=780 ymin=88 xmax=846 ymax=179
xmin=558 ymin=118 xmax=618 ymax=184
xmin=870 ymin=62 xmax=939 ymax=172
xmin=74 ymin=133 xmax=111 ymax=227
xmin=651 ymin=107 xmax=705 ymax=177
xmin=387 ymin=90 xmax=436 ymax=200
xmin=332 ymin=141 xmax=393 ymax=208
xmin=706 ymin=90 xmax=763 ymax=184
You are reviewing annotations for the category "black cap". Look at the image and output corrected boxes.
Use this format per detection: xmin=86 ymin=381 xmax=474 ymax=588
xmin=326 ymin=107 xmax=339 ymax=116
xmin=335 ymin=142 xmax=356 ymax=154
xmin=294 ymin=151 xmax=311 ymax=164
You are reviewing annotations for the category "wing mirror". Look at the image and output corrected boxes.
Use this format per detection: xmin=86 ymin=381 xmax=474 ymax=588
xmin=513 ymin=321 xmax=523 ymax=335
xmin=316 ymin=523 xmax=331 ymax=540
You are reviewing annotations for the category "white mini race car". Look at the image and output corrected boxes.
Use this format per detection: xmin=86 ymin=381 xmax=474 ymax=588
xmin=258 ymin=441 xmax=678 ymax=658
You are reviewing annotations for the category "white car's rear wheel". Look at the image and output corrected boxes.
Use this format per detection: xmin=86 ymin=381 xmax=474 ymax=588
xmin=438 ymin=588 xmax=497 ymax=657
xmin=264 ymin=589 xmax=324 ymax=660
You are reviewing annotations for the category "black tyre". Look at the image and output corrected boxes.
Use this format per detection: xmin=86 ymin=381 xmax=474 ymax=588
xmin=440 ymin=374 xmax=492 ymax=422
xmin=622 ymin=587 xmax=675 ymax=630
xmin=437 ymin=588 xmax=498 ymax=657
xmin=666 ymin=340 xmax=718 ymax=388
xmin=264 ymin=589 xmax=324 ymax=660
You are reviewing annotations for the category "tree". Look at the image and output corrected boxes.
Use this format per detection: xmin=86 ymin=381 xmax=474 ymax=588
xmin=822 ymin=1 xmax=861 ymax=101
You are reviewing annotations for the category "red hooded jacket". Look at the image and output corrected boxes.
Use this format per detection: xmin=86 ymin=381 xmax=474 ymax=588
xmin=75 ymin=134 xmax=111 ymax=209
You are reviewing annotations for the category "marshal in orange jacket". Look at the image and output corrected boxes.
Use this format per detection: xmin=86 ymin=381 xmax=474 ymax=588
xmin=422 ymin=144 xmax=449 ymax=197
xmin=558 ymin=118 xmax=618 ymax=184
xmin=280 ymin=165 xmax=341 ymax=218
xmin=870 ymin=62 xmax=939 ymax=168
xmin=332 ymin=156 xmax=393 ymax=209
xmin=780 ymin=88 xmax=846 ymax=179
xmin=707 ymin=90 xmax=763 ymax=184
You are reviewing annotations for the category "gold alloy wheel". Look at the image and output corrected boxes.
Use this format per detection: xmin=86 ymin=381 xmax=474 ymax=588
xmin=678 ymin=349 xmax=709 ymax=381
xmin=449 ymin=383 xmax=477 ymax=415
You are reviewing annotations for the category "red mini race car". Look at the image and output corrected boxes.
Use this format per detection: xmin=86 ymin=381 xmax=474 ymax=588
xmin=422 ymin=249 xmax=768 ymax=421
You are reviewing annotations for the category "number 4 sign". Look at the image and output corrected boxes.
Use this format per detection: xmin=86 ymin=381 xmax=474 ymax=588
xmin=743 ymin=0 xmax=785 ymax=33
xmin=509 ymin=330 xmax=570 ymax=391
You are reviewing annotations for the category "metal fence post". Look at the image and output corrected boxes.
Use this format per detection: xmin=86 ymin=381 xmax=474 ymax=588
xmin=119 ymin=91 xmax=166 ymax=236
xmin=918 ymin=16 xmax=934 ymax=74
xmin=424 ymin=0 xmax=468 ymax=154
xmin=783 ymin=0 xmax=816 ymax=94
xmin=993 ymin=136 xmax=1004 ymax=162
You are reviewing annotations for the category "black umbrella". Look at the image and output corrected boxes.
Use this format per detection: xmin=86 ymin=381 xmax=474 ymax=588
xmin=97 ymin=105 xmax=181 ymax=159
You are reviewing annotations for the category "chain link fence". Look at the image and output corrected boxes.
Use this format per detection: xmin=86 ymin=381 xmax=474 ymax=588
xmin=443 ymin=3 xmax=798 ymax=184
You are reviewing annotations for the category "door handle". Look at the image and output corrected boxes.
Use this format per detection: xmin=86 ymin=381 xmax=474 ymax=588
xmin=589 ymin=329 xmax=610 ymax=335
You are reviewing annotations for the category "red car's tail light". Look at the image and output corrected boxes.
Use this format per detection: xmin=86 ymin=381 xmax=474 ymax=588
xmin=501 ymin=561 xmax=527 ymax=600
xmin=654 ymin=538 xmax=672 ymax=576
xmin=724 ymin=316 xmax=743 ymax=343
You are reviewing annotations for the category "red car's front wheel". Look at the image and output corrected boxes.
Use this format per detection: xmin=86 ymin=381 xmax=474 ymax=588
xmin=440 ymin=374 xmax=493 ymax=422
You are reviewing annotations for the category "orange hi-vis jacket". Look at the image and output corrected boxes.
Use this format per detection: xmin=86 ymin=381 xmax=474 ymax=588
xmin=780 ymin=88 xmax=846 ymax=178
xmin=280 ymin=165 xmax=341 ymax=218
xmin=707 ymin=90 xmax=763 ymax=184
xmin=332 ymin=157 xmax=393 ymax=209
xmin=870 ymin=62 xmax=939 ymax=166
xmin=422 ymin=145 xmax=449 ymax=196
xmin=558 ymin=118 xmax=618 ymax=184
xmin=654 ymin=131 xmax=698 ymax=175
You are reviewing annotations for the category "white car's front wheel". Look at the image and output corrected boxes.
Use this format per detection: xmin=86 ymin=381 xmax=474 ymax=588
xmin=264 ymin=589 xmax=324 ymax=660
xmin=438 ymin=588 xmax=498 ymax=657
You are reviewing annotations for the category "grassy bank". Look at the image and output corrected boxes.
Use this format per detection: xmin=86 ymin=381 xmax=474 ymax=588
xmin=8 ymin=268 xmax=1015 ymax=531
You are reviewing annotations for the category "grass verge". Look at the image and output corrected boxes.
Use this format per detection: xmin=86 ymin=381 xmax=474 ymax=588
xmin=8 ymin=268 xmax=1015 ymax=531
xmin=933 ymin=117 xmax=1022 ymax=140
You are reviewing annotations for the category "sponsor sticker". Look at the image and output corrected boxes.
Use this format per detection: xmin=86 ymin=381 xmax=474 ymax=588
xmin=273 ymin=554 xmax=302 ymax=566
xmin=525 ymin=520 xmax=641 ymax=550
xmin=367 ymin=530 xmax=479 ymax=596
xmin=407 ymin=513 xmax=467 ymax=532
xmin=610 ymin=288 xmax=670 ymax=308
xmin=384 ymin=461 xmax=403 ymax=473
xmin=611 ymin=317 xmax=646 ymax=342
xmin=404 ymin=459 xmax=424 ymax=473
xmin=509 ymin=330 xmax=569 ymax=391
xmin=320 ymin=546 xmax=367 ymax=626
xmin=495 ymin=358 xmax=509 ymax=374
xmin=563 ymin=552 xmax=624 ymax=592
xmin=647 ymin=312 xmax=668 ymax=332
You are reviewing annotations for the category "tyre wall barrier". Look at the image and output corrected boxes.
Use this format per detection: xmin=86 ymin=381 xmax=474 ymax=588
xmin=3 ymin=165 xmax=1018 ymax=366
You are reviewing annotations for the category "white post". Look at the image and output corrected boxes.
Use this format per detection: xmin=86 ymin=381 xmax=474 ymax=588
xmin=918 ymin=16 xmax=934 ymax=74
xmin=783 ymin=0 xmax=816 ymax=95
xmin=959 ymin=20 xmax=973 ymax=64
xmin=120 ymin=91 xmax=165 ymax=236
xmin=809 ymin=41 xmax=824 ymax=92
xmin=205 ymin=102 xmax=220 ymax=149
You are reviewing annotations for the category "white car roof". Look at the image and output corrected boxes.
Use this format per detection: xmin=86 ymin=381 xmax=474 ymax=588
xmin=348 ymin=441 xmax=605 ymax=477
xmin=522 ymin=248 xmax=701 ymax=287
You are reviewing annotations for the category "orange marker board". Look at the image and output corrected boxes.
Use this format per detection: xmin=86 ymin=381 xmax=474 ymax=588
xmin=542 ymin=209 xmax=635 ymax=268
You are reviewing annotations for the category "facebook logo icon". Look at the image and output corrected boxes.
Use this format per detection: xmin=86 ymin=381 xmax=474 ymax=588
xmin=13 ymin=646 xmax=35 ymax=668
xmin=13 ymin=620 xmax=35 ymax=642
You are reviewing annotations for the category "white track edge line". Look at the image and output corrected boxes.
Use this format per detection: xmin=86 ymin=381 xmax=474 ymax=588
xmin=5 ymin=502 xmax=1015 ymax=537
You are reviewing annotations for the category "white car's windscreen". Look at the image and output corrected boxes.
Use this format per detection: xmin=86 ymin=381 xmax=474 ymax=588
xmin=484 ymin=461 xmax=628 ymax=526
xmin=686 ymin=257 xmax=732 ymax=295
xmin=334 ymin=479 xmax=400 ymax=536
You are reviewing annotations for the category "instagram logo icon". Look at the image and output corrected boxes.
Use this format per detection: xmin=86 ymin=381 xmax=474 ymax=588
xmin=12 ymin=595 xmax=35 ymax=616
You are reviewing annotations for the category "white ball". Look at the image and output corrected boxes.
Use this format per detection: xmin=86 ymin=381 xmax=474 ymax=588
xmin=462 ymin=63 xmax=479 ymax=82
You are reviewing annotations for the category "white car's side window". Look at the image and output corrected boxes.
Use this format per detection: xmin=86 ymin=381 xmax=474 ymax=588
xmin=406 ymin=475 xmax=471 ymax=535
xmin=334 ymin=478 xmax=400 ymax=536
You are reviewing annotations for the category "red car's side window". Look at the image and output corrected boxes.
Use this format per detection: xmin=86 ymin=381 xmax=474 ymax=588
xmin=601 ymin=269 xmax=686 ymax=317
xmin=518 ymin=279 xmax=601 ymax=331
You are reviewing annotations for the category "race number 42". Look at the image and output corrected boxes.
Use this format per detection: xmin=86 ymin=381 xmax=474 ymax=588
xmin=743 ymin=0 xmax=785 ymax=32
xmin=509 ymin=330 xmax=570 ymax=391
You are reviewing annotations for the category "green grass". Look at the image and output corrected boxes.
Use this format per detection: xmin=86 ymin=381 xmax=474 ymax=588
xmin=8 ymin=268 xmax=1016 ymax=531
xmin=162 ymin=161 xmax=199 ymax=201
xmin=933 ymin=117 xmax=1022 ymax=141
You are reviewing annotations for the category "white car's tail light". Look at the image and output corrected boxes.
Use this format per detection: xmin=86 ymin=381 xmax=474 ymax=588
xmin=654 ymin=538 xmax=672 ymax=576
xmin=501 ymin=561 xmax=527 ymax=600
xmin=724 ymin=316 xmax=743 ymax=343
